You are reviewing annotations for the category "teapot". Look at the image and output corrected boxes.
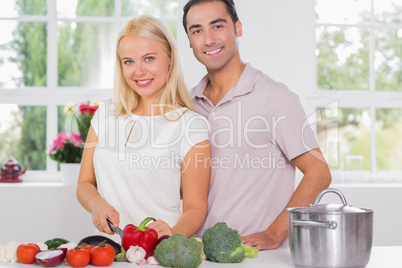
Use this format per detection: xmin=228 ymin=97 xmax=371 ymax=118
xmin=0 ymin=157 xmax=29 ymax=183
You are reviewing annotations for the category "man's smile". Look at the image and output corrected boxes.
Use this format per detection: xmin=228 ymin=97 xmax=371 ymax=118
xmin=205 ymin=48 xmax=222 ymax=55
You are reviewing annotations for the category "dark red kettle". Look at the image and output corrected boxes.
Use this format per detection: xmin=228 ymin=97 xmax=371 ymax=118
xmin=0 ymin=157 xmax=28 ymax=183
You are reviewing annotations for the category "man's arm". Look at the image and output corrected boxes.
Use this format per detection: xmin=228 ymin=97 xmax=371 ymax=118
xmin=241 ymin=148 xmax=332 ymax=250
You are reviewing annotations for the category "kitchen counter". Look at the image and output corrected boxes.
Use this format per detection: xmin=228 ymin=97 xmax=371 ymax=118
xmin=1 ymin=246 xmax=401 ymax=267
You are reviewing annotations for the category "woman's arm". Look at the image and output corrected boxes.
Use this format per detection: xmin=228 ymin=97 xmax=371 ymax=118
xmin=173 ymin=139 xmax=211 ymax=237
xmin=76 ymin=126 xmax=119 ymax=234
xmin=148 ymin=139 xmax=211 ymax=238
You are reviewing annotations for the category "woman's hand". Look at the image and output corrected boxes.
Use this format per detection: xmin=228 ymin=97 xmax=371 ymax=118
xmin=147 ymin=220 xmax=173 ymax=238
xmin=92 ymin=202 xmax=120 ymax=235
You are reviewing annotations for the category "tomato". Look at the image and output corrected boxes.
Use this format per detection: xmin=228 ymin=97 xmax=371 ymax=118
xmin=79 ymin=243 xmax=94 ymax=253
xmin=16 ymin=243 xmax=40 ymax=264
xmin=90 ymin=243 xmax=115 ymax=266
xmin=66 ymin=247 xmax=91 ymax=267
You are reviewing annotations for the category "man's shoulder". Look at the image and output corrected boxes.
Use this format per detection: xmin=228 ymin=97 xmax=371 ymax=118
xmin=248 ymin=66 xmax=296 ymax=98
xmin=248 ymin=66 xmax=284 ymax=90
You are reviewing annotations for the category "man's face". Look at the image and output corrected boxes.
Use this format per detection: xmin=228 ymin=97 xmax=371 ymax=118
xmin=185 ymin=1 xmax=242 ymax=72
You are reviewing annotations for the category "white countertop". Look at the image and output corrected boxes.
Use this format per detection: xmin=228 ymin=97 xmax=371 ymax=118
xmin=1 ymin=246 xmax=401 ymax=267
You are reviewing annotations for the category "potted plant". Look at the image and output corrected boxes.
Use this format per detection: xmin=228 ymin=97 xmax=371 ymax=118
xmin=48 ymin=132 xmax=84 ymax=165
xmin=49 ymin=102 xmax=98 ymax=184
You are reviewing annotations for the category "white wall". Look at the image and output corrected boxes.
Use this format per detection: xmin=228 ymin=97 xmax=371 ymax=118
xmin=1 ymin=0 xmax=401 ymax=246
xmin=178 ymin=0 xmax=317 ymax=98
xmin=1 ymin=182 xmax=401 ymax=246
xmin=0 ymin=184 xmax=94 ymax=244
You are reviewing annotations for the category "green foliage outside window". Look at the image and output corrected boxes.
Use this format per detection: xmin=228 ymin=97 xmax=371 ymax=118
xmin=317 ymin=7 xmax=401 ymax=92
xmin=315 ymin=4 xmax=402 ymax=172
xmin=2 ymin=0 xmax=179 ymax=170
xmin=1 ymin=1 xmax=400 ymax=173
xmin=10 ymin=1 xmax=48 ymax=169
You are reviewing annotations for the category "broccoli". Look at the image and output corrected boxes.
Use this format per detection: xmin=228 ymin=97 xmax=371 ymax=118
xmin=202 ymin=222 xmax=259 ymax=263
xmin=154 ymin=233 xmax=203 ymax=268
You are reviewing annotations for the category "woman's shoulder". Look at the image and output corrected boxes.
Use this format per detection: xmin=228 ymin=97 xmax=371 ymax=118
xmin=96 ymin=99 xmax=118 ymax=116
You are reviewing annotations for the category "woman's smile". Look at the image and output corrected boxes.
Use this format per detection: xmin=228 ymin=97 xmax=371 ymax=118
xmin=135 ymin=78 xmax=154 ymax=87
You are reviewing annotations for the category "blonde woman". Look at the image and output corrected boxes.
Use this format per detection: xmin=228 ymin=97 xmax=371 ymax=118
xmin=77 ymin=15 xmax=211 ymax=240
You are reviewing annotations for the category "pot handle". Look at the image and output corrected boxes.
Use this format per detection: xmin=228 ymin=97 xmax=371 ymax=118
xmin=313 ymin=188 xmax=348 ymax=206
xmin=292 ymin=220 xmax=337 ymax=229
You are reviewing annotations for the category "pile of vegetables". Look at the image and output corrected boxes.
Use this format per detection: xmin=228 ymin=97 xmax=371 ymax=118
xmin=0 ymin=237 xmax=117 ymax=267
xmin=67 ymin=240 xmax=116 ymax=267
xmin=152 ymin=222 xmax=259 ymax=267
xmin=0 ymin=239 xmax=73 ymax=264
xmin=0 ymin=219 xmax=259 ymax=267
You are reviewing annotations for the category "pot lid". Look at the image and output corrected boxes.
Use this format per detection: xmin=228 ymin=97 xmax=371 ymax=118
xmin=289 ymin=188 xmax=373 ymax=214
xmin=293 ymin=203 xmax=370 ymax=214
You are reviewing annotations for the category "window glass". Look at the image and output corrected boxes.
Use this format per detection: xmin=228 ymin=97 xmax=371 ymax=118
xmin=57 ymin=0 xmax=115 ymax=17
xmin=375 ymin=29 xmax=402 ymax=92
xmin=167 ymin=23 xmax=177 ymax=39
xmin=0 ymin=21 xmax=47 ymax=88
xmin=57 ymin=105 xmax=79 ymax=135
xmin=316 ymin=26 xmax=370 ymax=90
xmin=121 ymin=0 xmax=178 ymax=18
xmin=117 ymin=20 xmax=177 ymax=39
xmin=0 ymin=105 xmax=46 ymax=171
xmin=317 ymin=107 xmax=371 ymax=171
xmin=0 ymin=0 xmax=180 ymax=177
xmin=58 ymin=22 xmax=115 ymax=88
xmin=376 ymin=109 xmax=402 ymax=171
xmin=0 ymin=0 xmax=47 ymax=17
xmin=374 ymin=0 xmax=402 ymax=24
xmin=315 ymin=0 xmax=371 ymax=24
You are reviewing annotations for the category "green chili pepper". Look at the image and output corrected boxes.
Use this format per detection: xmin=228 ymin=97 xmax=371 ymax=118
xmin=44 ymin=238 xmax=69 ymax=249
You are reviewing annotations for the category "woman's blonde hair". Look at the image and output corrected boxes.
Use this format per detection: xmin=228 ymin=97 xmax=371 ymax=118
xmin=113 ymin=15 xmax=193 ymax=117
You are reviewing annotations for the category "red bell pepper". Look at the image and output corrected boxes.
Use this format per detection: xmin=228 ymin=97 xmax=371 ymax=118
xmin=122 ymin=217 xmax=158 ymax=259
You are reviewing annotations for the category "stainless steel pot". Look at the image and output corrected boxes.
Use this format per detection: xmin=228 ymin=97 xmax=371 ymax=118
xmin=287 ymin=188 xmax=374 ymax=268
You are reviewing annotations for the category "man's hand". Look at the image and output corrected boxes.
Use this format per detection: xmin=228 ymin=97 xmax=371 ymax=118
xmin=241 ymin=231 xmax=283 ymax=251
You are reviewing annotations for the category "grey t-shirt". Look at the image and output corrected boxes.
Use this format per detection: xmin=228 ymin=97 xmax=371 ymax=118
xmin=192 ymin=63 xmax=318 ymax=239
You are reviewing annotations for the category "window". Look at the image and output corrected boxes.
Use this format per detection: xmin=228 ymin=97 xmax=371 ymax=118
xmin=312 ymin=0 xmax=402 ymax=182
xmin=0 ymin=0 xmax=179 ymax=181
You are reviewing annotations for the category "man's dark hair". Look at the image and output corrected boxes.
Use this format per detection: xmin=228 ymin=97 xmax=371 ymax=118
xmin=182 ymin=0 xmax=239 ymax=34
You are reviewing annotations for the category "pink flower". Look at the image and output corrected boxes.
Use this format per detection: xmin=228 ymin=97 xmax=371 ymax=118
xmin=50 ymin=101 xmax=97 ymax=164
xmin=69 ymin=133 xmax=84 ymax=146
xmin=79 ymin=103 xmax=98 ymax=115
xmin=48 ymin=132 xmax=84 ymax=154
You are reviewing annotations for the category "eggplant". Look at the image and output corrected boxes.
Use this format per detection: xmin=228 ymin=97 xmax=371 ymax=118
xmin=156 ymin=235 xmax=170 ymax=247
xmin=78 ymin=235 xmax=121 ymax=258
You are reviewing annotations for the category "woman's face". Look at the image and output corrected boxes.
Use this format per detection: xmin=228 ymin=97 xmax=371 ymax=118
xmin=119 ymin=35 xmax=171 ymax=102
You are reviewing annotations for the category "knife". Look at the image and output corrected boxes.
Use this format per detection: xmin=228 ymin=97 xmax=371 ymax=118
xmin=106 ymin=218 xmax=124 ymax=239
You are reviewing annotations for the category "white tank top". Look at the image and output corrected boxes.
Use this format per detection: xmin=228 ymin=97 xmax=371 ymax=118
xmin=91 ymin=100 xmax=209 ymax=238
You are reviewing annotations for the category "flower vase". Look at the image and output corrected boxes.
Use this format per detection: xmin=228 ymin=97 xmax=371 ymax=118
xmin=60 ymin=163 xmax=81 ymax=185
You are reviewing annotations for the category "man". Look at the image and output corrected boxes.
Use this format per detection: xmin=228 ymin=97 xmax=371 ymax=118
xmin=182 ymin=0 xmax=332 ymax=250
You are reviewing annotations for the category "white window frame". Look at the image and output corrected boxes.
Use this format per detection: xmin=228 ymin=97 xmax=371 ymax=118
xmin=308 ymin=0 xmax=402 ymax=183
xmin=0 ymin=0 xmax=179 ymax=182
